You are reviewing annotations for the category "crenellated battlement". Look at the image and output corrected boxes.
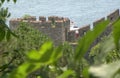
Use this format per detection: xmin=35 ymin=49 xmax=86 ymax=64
xmin=9 ymin=9 xmax=120 ymax=45
xmin=10 ymin=16 xmax=70 ymax=45
xmin=67 ymin=9 xmax=120 ymax=42
xmin=10 ymin=16 xmax=70 ymax=30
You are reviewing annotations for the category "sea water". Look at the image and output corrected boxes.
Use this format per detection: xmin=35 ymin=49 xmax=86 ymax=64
xmin=4 ymin=0 xmax=120 ymax=27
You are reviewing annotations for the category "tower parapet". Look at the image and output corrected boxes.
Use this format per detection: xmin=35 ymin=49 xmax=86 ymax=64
xmin=10 ymin=16 xmax=70 ymax=45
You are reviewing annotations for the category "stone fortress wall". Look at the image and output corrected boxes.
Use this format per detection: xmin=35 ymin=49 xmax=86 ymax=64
xmin=9 ymin=9 xmax=119 ymax=45
xmin=68 ymin=9 xmax=119 ymax=43
xmin=10 ymin=16 xmax=70 ymax=45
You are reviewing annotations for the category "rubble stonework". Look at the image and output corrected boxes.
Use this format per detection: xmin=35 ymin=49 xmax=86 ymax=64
xmin=9 ymin=9 xmax=120 ymax=46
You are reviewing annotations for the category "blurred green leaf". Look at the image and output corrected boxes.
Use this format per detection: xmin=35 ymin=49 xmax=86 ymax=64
xmin=6 ymin=30 xmax=11 ymax=41
xmin=75 ymin=20 xmax=109 ymax=60
xmin=26 ymin=50 xmax=41 ymax=62
xmin=13 ymin=0 xmax=17 ymax=3
xmin=113 ymin=18 xmax=120 ymax=50
xmin=50 ymin=45 xmax=62 ymax=63
xmin=27 ymin=41 xmax=62 ymax=64
xmin=7 ymin=0 xmax=10 ymax=2
xmin=1 ymin=0 xmax=5 ymax=3
xmin=6 ymin=0 xmax=17 ymax=3
xmin=9 ymin=62 xmax=41 ymax=78
xmin=92 ymin=36 xmax=116 ymax=64
xmin=89 ymin=61 xmax=120 ymax=78
xmin=9 ymin=41 xmax=63 ymax=78
xmin=27 ymin=41 xmax=54 ymax=63
xmin=0 ymin=28 xmax=5 ymax=41
xmin=57 ymin=70 xmax=75 ymax=78
xmin=82 ymin=67 xmax=89 ymax=78
xmin=38 ymin=41 xmax=53 ymax=63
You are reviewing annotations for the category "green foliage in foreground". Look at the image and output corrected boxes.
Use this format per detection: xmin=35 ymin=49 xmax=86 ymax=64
xmin=1 ymin=18 xmax=120 ymax=78
xmin=8 ymin=18 xmax=120 ymax=78
xmin=0 ymin=22 xmax=50 ymax=77
xmin=0 ymin=0 xmax=17 ymax=41
xmin=1 ymin=0 xmax=120 ymax=77
xmin=89 ymin=18 xmax=120 ymax=78
xmin=113 ymin=18 xmax=120 ymax=50
xmin=89 ymin=61 xmax=120 ymax=78
xmin=75 ymin=19 xmax=109 ymax=61
xmin=8 ymin=41 xmax=76 ymax=78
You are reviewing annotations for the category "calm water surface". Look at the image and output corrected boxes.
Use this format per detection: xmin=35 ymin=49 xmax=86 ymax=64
xmin=4 ymin=0 xmax=120 ymax=27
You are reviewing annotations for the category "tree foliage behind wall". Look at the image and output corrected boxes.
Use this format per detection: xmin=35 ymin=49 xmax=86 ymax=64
xmin=0 ymin=22 xmax=50 ymax=77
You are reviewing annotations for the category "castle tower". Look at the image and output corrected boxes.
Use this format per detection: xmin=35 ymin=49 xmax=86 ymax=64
xmin=9 ymin=16 xmax=70 ymax=45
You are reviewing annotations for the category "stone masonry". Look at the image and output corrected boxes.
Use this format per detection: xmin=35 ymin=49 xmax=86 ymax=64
xmin=10 ymin=16 xmax=70 ymax=45
xmin=9 ymin=9 xmax=120 ymax=46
